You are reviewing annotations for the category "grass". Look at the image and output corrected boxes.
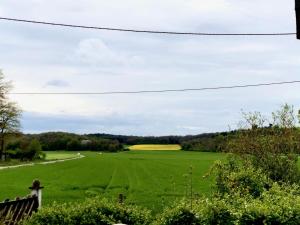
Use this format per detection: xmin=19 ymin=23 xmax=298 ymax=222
xmin=129 ymin=144 xmax=181 ymax=151
xmin=0 ymin=159 xmax=34 ymax=167
xmin=0 ymin=151 xmax=224 ymax=213
xmin=45 ymin=152 xmax=79 ymax=160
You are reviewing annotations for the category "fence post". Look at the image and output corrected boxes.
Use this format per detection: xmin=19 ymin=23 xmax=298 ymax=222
xmin=29 ymin=180 xmax=44 ymax=208
xmin=118 ymin=193 xmax=124 ymax=204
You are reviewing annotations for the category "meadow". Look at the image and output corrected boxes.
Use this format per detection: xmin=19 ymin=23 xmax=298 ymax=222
xmin=0 ymin=150 xmax=225 ymax=213
xmin=45 ymin=152 xmax=79 ymax=160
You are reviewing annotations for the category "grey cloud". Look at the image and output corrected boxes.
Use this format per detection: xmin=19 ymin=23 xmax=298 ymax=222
xmin=45 ymin=80 xmax=70 ymax=87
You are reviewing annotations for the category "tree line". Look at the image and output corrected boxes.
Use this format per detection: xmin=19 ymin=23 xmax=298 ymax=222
xmin=87 ymin=132 xmax=235 ymax=152
xmin=26 ymin=132 xmax=122 ymax=152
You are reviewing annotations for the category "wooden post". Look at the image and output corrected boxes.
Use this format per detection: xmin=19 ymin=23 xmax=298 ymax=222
xmin=296 ymin=0 xmax=300 ymax=39
xmin=29 ymin=180 xmax=44 ymax=208
xmin=118 ymin=193 xmax=124 ymax=204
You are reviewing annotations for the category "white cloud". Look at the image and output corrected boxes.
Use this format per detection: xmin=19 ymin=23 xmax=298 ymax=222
xmin=75 ymin=38 xmax=144 ymax=68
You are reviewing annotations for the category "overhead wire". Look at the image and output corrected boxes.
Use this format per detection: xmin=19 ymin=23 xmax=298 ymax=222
xmin=0 ymin=18 xmax=298 ymax=96
xmin=0 ymin=17 xmax=296 ymax=36
xmin=7 ymin=80 xmax=300 ymax=95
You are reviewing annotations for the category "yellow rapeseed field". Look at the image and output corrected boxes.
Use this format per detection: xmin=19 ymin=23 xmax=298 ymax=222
xmin=128 ymin=144 xmax=181 ymax=151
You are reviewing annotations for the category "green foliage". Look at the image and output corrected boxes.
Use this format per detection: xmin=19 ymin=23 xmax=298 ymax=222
xmin=66 ymin=138 xmax=81 ymax=151
xmin=251 ymin=153 xmax=300 ymax=184
xmin=0 ymin=71 xmax=22 ymax=160
xmin=181 ymin=134 xmax=228 ymax=152
xmin=26 ymin=139 xmax=45 ymax=159
xmin=180 ymin=105 xmax=300 ymax=157
xmin=25 ymin=197 xmax=151 ymax=225
xmin=6 ymin=138 xmax=45 ymax=160
xmin=88 ymin=133 xmax=181 ymax=145
xmin=32 ymin=132 xmax=123 ymax=152
xmin=227 ymin=104 xmax=300 ymax=184
xmin=237 ymin=184 xmax=300 ymax=225
xmin=152 ymin=202 xmax=200 ymax=225
xmin=154 ymin=184 xmax=300 ymax=225
xmin=208 ymin=155 xmax=272 ymax=197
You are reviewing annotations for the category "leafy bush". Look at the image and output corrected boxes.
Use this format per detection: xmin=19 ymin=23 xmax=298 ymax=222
xmin=207 ymin=155 xmax=272 ymax=198
xmin=25 ymin=197 xmax=151 ymax=225
xmin=153 ymin=197 xmax=237 ymax=225
xmin=154 ymin=184 xmax=300 ymax=225
xmin=23 ymin=139 xmax=45 ymax=160
xmin=226 ymin=104 xmax=300 ymax=184
xmin=152 ymin=202 xmax=200 ymax=225
xmin=238 ymin=184 xmax=300 ymax=225
xmin=252 ymin=153 xmax=300 ymax=184
xmin=6 ymin=138 xmax=45 ymax=160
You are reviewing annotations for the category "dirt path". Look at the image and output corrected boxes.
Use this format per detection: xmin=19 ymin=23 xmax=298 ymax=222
xmin=0 ymin=154 xmax=85 ymax=170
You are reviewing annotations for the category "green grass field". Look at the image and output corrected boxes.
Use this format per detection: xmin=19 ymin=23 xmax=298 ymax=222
xmin=129 ymin=144 xmax=181 ymax=151
xmin=0 ymin=151 xmax=224 ymax=213
xmin=45 ymin=152 xmax=79 ymax=160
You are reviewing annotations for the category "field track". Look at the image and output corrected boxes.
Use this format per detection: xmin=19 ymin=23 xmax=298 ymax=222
xmin=0 ymin=153 xmax=83 ymax=170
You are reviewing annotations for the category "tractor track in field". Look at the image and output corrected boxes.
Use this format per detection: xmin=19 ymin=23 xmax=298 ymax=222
xmin=105 ymin=161 xmax=117 ymax=191
xmin=0 ymin=154 xmax=85 ymax=170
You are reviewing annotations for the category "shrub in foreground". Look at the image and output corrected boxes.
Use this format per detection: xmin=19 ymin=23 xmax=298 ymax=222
xmin=152 ymin=201 xmax=200 ymax=225
xmin=25 ymin=197 xmax=151 ymax=225
xmin=207 ymin=155 xmax=272 ymax=198
xmin=25 ymin=185 xmax=300 ymax=225
xmin=154 ymin=184 xmax=300 ymax=225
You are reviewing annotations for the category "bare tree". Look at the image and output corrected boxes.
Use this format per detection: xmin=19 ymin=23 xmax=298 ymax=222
xmin=0 ymin=70 xmax=12 ymax=100
xmin=0 ymin=70 xmax=21 ymax=160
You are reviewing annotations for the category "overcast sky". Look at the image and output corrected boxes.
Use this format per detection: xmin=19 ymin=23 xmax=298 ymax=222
xmin=0 ymin=0 xmax=299 ymax=135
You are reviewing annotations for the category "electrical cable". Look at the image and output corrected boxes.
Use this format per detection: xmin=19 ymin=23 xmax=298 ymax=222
xmin=0 ymin=17 xmax=296 ymax=36
xmin=7 ymin=80 xmax=300 ymax=95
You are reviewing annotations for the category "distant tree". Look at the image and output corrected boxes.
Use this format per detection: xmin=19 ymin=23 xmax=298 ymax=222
xmin=0 ymin=70 xmax=22 ymax=160
xmin=22 ymin=139 xmax=44 ymax=160
xmin=66 ymin=138 xmax=81 ymax=151
xmin=6 ymin=137 xmax=45 ymax=160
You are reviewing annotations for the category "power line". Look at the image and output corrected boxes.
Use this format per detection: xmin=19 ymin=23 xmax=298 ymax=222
xmin=0 ymin=17 xmax=296 ymax=36
xmin=7 ymin=80 xmax=300 ymax=95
